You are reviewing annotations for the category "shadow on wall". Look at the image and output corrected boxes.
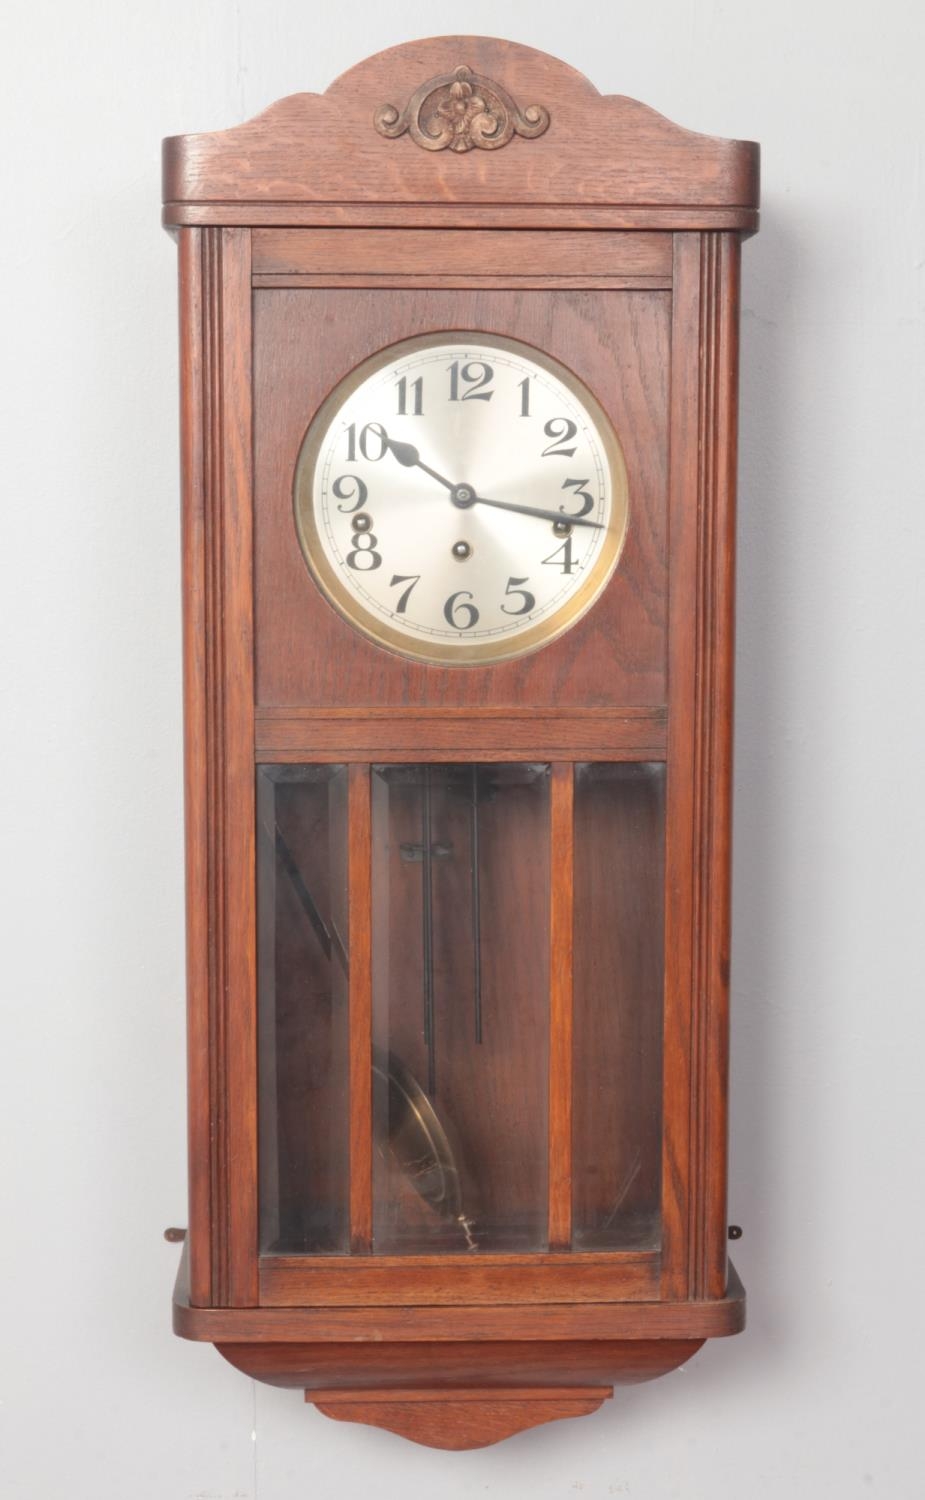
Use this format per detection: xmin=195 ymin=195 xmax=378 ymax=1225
xmin=727 ymin=198 xmax=808 ymax=1375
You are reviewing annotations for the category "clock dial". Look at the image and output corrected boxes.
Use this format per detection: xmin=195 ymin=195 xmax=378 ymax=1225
xmin=293 ymin=332 xmax=629 ymax=665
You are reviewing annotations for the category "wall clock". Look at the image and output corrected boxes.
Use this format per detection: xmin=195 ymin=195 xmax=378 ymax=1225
xmin=163 ymin=37 xmax=759 ymax=1450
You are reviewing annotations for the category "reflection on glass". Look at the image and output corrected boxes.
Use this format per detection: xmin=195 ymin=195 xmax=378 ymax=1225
xmin=257 ymin=765 xmax=348 ymax=1253
xmin=572 ymin=762 xmax=665 ymax=1250
xmin=371 ymin=764 xmax=550 ymax=1254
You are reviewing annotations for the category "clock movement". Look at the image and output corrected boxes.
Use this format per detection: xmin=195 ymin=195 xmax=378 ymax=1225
xmin=163 ymin=36 xmax=759 ymax=1449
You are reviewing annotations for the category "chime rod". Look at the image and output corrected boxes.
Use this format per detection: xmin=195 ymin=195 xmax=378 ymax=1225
xmin=548 ymin=763 xmax=575 ymax=1252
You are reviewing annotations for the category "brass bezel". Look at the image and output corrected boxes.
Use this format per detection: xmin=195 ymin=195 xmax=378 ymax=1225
xmin=292 ymin=331 xmax=630 ymax=667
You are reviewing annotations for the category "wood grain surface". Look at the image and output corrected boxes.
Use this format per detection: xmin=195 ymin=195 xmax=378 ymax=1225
xmin=258 ymin=1252 xmax=659 ymax=1307
xmin=253 ymin=707 xmax=668 ymax=761
xmin=221 ymin=1338 xmax=704 ymax=1387
xmin=178 ymin=227 xmax=258 ymax=1307
xmin=177 ymin=226 xmax=211 ymax=1307
xmin=163 ymin=37 xmax=758 ymax=223
xmin=173 ymin=1242 xmax=746 ymax=1341
xmin=660 ymin=232 xmax=741 ymax=1303
xmin=252 ymin=228 xmax=673 ymax=280
xmin=253 ymin=284 xmax=669 ymax=711
xmin=660 ymin=231 xmax=701 ymax=1301
xmin=310 ymin=1389 xmax=610 ymax=1449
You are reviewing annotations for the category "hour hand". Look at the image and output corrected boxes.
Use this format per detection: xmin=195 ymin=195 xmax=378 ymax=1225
xmin=383 ymin=435 xmax=422 ymax=468
xmin=382 ymin=433 xmax=455 ymax=492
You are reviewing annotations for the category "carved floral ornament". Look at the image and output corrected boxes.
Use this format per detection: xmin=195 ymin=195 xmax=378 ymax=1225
xmin=374 ymin=65 xmax=550 ymax=153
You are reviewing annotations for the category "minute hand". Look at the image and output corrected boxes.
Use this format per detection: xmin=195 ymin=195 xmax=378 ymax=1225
xmin=473 ymin=494 xmax=605 ymax=529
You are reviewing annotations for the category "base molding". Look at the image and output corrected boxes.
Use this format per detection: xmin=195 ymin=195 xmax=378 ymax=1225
xmin=307 ymin=1385 xmax=611 ymax=1449
xmin=217 ymin=1337 xmax=704 ymax=1447
xmin=217 ymin=1336 xmax=704 ymax=1390
xmin=172 ymin=1254 xmax=745 ymax=1448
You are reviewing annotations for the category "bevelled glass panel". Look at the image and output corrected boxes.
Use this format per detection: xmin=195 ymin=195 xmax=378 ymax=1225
xmin=571 ymin=762 xmax=665 ymax=1250
xmin=257 ymin=764 xmax=349 ymax=1253
xmin=371 ymin=763 xmax=549 ymax=1254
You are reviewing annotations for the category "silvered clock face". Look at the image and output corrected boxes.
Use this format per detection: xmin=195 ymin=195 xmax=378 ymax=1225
xmin=293 ymin=332 xmax=629 ymax=665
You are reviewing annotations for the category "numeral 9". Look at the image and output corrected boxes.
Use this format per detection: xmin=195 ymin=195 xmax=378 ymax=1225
xmin=332 ymin=475 xmax=368 ymax=512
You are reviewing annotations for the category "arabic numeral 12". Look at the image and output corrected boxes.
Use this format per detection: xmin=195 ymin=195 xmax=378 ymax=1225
xmin=447 ymin=361 xmax=494 ymax=402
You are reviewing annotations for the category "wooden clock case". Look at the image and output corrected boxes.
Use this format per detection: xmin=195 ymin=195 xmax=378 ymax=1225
xmin=163 ymin=37 xmax=759 ymax=1449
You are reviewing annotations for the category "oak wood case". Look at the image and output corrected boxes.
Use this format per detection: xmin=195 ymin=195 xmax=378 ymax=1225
xmin=165 ymin=35 xmax=757 ymax=1449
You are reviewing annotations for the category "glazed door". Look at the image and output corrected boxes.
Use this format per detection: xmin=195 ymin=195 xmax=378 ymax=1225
xmin=254 ymin=755 xmax=666 ymax=1304
xmin=248 ymin=249 xmax=674 ymax=1307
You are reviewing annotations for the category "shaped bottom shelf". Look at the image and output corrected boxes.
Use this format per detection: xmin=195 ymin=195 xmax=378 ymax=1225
xmin=307 ymin=1386 xmax=612 ymax=1450
xmin=174 ymin=1250 xmax=744 ymax=1448
xmin=218 ymin=1337 xmax=707 ymax=1448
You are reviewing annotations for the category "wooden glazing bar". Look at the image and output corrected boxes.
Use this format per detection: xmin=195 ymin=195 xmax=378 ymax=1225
xmin=548 ymin=763 xmax=575 ymax=1251
xmin=348 ymin=763 xmax=373 ymax=1253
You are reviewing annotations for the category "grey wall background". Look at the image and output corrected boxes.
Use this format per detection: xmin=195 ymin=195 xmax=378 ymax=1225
xmin=3 ymin=1 xmax=923 ymax=1495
